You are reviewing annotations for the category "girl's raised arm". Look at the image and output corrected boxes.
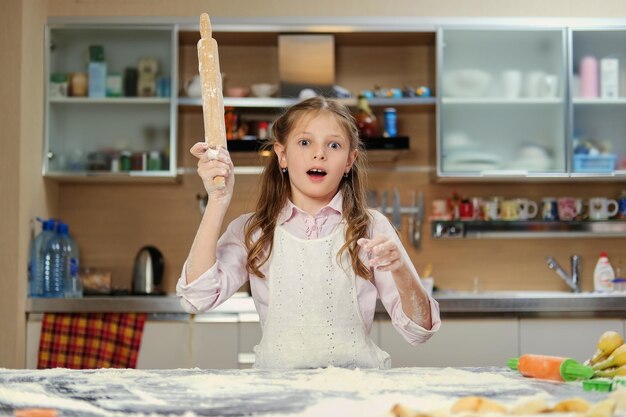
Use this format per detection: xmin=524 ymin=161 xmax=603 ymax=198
xmin=185 ymin=144 xmax=234 ymax=283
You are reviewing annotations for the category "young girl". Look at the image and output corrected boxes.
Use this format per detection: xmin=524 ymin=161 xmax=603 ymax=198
xmin=177 ymin=96 xmax=440 ymax=369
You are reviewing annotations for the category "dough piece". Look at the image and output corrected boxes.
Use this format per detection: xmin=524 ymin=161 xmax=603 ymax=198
xmin=451 ymin=396 xmax=507 ymax=414
xmin=511 ymin=399 xmax=551 ymax=415
xmin=390 ymin=404 xmax=422 ymax=417
xmin=553 ymin=398 xmax=591 ymax=413
xmin=585 ymin=399 xmax=616 ymax=417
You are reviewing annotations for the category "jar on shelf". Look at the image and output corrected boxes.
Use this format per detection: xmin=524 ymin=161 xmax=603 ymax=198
xmin=355 ymin=95 xmax=378 ymax=138
xmin=257 ymin=121 xmax=269 ymax=140
xmin=224 ymin=107 xmax=239 ymax=140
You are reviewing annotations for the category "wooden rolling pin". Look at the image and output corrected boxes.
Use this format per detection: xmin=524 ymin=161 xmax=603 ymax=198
xmin=197 ymin=12 xmax=226 ymax=188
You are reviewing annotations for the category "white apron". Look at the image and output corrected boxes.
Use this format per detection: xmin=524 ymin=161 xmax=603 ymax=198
xmin=254 ymin=225 xmax=391 ymax=369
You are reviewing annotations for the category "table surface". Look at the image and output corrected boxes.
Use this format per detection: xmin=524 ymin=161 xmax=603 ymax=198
xmin=0 ymin=367 xmax=617 ymax=417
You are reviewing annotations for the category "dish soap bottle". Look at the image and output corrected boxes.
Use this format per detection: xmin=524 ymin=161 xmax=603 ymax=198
xmin=594 ymin=252 xmax=615 ymax=293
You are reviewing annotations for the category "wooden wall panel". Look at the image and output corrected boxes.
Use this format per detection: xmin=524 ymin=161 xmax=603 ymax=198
xmin=60 ymin=104 xmax=626 ymax=294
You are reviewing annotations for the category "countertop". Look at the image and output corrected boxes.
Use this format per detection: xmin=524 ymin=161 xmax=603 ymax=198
xmin=0 ymin=366 xmax=617 ymax=417
xmin=25 ymin=291 xmax=626 ymax=319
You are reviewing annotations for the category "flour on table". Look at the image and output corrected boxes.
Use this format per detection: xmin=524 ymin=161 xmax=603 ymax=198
xmin=0 ymin=367 xmax=608 ymax=417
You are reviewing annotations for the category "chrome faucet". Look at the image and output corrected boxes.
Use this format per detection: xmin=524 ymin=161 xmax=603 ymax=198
xmin=546 ymin=255 xmax=580 ymax=293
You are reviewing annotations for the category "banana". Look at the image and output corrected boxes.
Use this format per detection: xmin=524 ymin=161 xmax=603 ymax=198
xmin=593 ymin=344 xmax=626 ymax=371
xmin=589 ymin=331 xmax=624 ymax=365
xmin=593 ymin=364 xmax=626 ymax=378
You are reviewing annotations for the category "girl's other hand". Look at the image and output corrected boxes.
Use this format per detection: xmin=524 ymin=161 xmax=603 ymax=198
xmin=190 ymin=142 xmax=235 ymax=204
xmin=357 ymin=236 xmax=404 ymax=272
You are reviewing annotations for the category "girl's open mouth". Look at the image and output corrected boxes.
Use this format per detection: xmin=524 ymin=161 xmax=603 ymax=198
xmin=307 ymin=168 xmax=327 ymax=178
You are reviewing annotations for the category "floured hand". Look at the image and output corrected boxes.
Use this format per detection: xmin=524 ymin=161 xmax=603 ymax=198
xmin=190 ymin=142 xmax=234 ymax=205
xmin=357 ymin=236 xmax=403 ymax=272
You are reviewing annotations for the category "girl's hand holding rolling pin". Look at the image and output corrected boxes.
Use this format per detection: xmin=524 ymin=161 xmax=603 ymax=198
xmin=357 ymin=236 xmax=403 ymax=272
xmin=190 ymin=142 xmax=235 ymax=204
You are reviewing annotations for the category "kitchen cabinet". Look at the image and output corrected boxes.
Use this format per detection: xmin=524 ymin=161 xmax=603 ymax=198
xmin=25 ymin=319 xmax=42 ymax=369
xmin=191 ymin=315 xmax=240 ymax=369
xmin=177 ymin=28 xmax=436 ymax=168
xmin=136 ymin=319 xmax=191 ymax=369
xmin=238 ymin=320 xmax=262 ymax=369
xmin=44 ymin=22 xmax=178 ymax=181
xmin=570 ymin=28 xmax=626 ymax=178
xmin=519 ymin=318 xmax=624 ymax=362
xmin=28 ymin=315 xmax=196 ymax=370
xmin=438 ymin=28 xmax=568 ymax=179
xmin=378 ymin=318 xmax=519 ymax=367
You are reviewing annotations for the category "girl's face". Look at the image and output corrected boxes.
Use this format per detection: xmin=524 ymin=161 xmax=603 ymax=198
xmin=274 ymin=112 xmax=357 ymax=213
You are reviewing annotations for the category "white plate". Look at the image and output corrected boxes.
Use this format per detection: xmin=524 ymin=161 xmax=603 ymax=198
xmin=444 ymin=151 xmax=502 ymax=165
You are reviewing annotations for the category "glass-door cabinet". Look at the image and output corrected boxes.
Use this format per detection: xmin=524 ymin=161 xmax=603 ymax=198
xmin=438 ymin=28 xmax=567 ymax=179
xmin=569 ymin=28 xmax=626 ymax=178
xmin=44 ymin=23 xmax=178 ymax=181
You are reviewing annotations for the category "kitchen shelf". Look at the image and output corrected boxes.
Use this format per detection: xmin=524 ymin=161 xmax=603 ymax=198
xmin=226 ymin=136 xmax=410 ymax=152
xmin=442 ymin=98 xmax=563 ymax=105
xmin=572 ymin=98 xmax=626 ymax=105
xmin=50 ymin=97 xmax=171 ymax=104
xmin=431 ymin=219 xmax=626 ymax=239
xmin=178 ymin=96 xmax=436 ymax=109
xmin=43 ymin=170 xmax=177 ymax=182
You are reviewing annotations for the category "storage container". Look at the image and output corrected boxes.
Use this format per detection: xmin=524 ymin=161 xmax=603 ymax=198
xmin=573 ymin=154 xmax=617 ymax=172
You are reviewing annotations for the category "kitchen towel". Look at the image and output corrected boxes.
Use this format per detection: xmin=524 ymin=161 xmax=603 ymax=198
xmin=38 ymin=312 xmax=146 ymax=369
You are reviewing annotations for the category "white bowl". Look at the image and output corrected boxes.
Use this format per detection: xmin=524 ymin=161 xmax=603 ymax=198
xmin=251 ymin=83 xmax=278 ymax=98
xmin=444 ymin=69 xmax=492 ymax=98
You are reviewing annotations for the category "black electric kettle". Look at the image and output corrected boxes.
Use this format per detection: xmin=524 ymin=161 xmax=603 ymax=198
xmin=132 ymin=246 xmax=164 ymax=295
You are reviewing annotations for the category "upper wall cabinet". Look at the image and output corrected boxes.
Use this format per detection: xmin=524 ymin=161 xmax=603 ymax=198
xmin=438 ymin=28 xmax=568 ymax=179
xmin=43 ymin=23 xmax=178 ymax=181
xmin=177 ymin=28 xmax=436 ymax=167
xmin=569 ymin=28 xmax=626 ymax=179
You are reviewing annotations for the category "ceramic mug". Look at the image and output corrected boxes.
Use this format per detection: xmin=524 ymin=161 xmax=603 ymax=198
xmin=501 ymin=200 xmax=520 ymax=221
xmin=619 ymin=195 xmax=626 ymax=219
xmin=589 ymin=197 xmax=619 ymax=220
xmin=459 ymin=199 xmax=474 ymax=220
xmin=483 ymin=198 xmax=501 ymax=221
xmin=542 ymin=74 xmax=559 ymax=98
xmin=557 ymin=197 xmax=583 ymax=221
xmin=517 ymin=199 xmax=538 ymax=220
xmin=501 ymin=70 xmax=522 ymax=99
xmin=541 ymin=197 xmax=558 ymax=221
xmin=525 ymin=70 xmax=546 ymax=98
xmin=431 ymin=199 xmax=450 ymax=220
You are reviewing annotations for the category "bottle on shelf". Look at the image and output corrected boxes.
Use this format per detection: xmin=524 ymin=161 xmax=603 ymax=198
xmin=88 ymin=45 xmax=107 ymax=98
xmin=41 ymin=222 xmax=71 ymax=298
xmin=593 ymin=252 xmax=615 ymax=293
xmin=355 ymin=95 xmax=378 ymax=138
xmin=59 ymin=222 xmax=82 ymax=298
xmin=29 ymin=218 xmax=57 ymax=298
xmin=383 ymin=107 xmax=397 ymax=137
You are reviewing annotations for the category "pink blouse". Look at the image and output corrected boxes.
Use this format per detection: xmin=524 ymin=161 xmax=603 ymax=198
xmin=176 ymin=191 xmax=441 ymax=345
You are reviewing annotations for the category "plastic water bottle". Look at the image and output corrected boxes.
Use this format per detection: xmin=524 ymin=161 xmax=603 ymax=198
xmin=42 ymin=222 xmax=71 ymax=298
xmin=29 ymin=218 xmax=56 ymax=297
xmin=60 ymin=222 xmax=82 ymax=298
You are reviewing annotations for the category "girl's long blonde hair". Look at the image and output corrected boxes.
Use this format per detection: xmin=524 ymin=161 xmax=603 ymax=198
xmin=244 ymin=96 xmax=372 ymax=280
